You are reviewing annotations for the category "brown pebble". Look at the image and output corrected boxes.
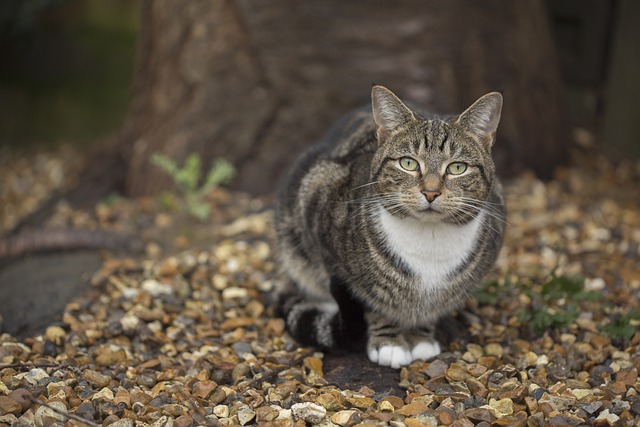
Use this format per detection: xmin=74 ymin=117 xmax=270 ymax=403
xmin=346 ymin=396 xmax=375 ymax=410
xmin=437 ymin=407 xmax=456 ymax=425
xmin=84 ymin=369 xmax=112 ymax=388
xmin=7 ymin=389 xmax=32 ymax=412
xmin=396 ymin=402 xmax=429 ymax=416
xmin=380 ymin=395 xmax=404 ymax=408
xmin=192 ymin=380 xmax=218 ymax=399
xmin=256 ymin=406 xmax=279 ymax=422
xmin=0 ymin=396 xmax=21 ymax=415
xmin=102 ymin=414 xmax=120 ymax=425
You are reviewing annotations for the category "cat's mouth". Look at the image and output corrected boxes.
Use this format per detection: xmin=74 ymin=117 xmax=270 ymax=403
xmin=413 ymin=205 xmax=444 ymax=221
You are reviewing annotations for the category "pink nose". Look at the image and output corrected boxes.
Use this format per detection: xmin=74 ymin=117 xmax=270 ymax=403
xmin=421 ymin=189 xmax=441 ymax=202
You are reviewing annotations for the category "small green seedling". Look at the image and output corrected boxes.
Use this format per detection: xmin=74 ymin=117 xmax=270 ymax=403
xmin=151 ymin=153 xmax=235 ymax=220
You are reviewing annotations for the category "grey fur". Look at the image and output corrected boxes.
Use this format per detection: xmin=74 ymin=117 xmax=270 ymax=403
xmin=275 ymin=85 xmax=506 ymax=368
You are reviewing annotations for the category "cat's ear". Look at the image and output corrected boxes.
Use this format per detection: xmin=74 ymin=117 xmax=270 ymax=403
xmin=371 ymin=85 xmax=415 ymax=141
xmin=457 ymin=92 xmax=503 ymax=149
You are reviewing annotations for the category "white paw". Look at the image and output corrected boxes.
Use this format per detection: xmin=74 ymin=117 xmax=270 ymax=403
xmin=411 ymin=340 xmax=441 ymax=361
xmin=368 ymin=344 xmax=413 ymax=369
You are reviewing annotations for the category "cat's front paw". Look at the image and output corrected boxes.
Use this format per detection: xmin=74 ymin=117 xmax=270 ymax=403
xmin=411 ymin=340 xmax=441 ymax=361
xmin=368 ymin=344 xmax=413 ymax=369
xmin=367 ymin=339 xmax=442 ymax=369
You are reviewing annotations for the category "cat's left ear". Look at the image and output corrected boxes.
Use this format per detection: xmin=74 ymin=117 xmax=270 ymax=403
xmin=371 ymin=85 xmax=415 ymax=141
xmin=457 ymin=92 xmax=503 ymax=150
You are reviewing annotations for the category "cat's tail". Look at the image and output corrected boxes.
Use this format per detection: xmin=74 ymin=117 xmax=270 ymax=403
xmin=275 ymin=280 xmax=367 ymax=352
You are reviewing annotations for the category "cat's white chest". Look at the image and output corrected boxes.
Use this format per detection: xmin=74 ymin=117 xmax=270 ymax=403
xmin=377 ymin=208 xmax=485 ymax=292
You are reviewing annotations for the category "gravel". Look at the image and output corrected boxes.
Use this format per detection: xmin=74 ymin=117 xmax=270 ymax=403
xmin=0 ymin=147 xmax=639 ymax=426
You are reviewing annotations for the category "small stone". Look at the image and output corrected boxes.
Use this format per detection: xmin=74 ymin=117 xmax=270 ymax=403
xmin=23 ymin=368 xmax=49 ymax=385
xmin=232 ymin=363 xmax=251 ymax=382
xmin=380 ymin=396 xmax=404 ymax=409
xmin=467 ymin=364 xmax=488 ymax=377
xmin=466 ymin=377 xmax=488 ymax=398
xmin=594 ymin=409 xmax=619 ymax=425
xmin=34 ymin=401 xmax=67 ymax=427
xmin=396 ymin=402 xmax=429 ymax=416
xmin=84 ymin=369 xmax=111 ymax=388
xmin=237 ymin=405 xmax=256 ymax=425
xmin=464 ymin=408 xmax=494 ymax=423
xmin=576 ymin=400 xmax=603 ymax=415
xmin=7 ymin=389 xmax=32 ymax=412
xmin=141 ymin=279 xmax=173 ymax=296
xmin=378 ymin=400 xmax=395 ymax=412
xmin=0 ymin=396 xmax=21 ymax=415
xmin=484 ymin=343 xmax=503 ymax=358
xmin=317 ymin=392 xmax=346 ymax=411
xmin=94 ymin=345 xmax=127 ymax=367
xmin=162 ymin=403 xmax=187 ymax=417
xmin=44 ymin=326 xmax=66 ymax=345
xmin=436 ymin=407 xmax=456 ymax=425
xmin=406 ymin=416 xmax=438 ymax=427
xmin=369 ymin=412 xmax=394 ymax=423
xmin=92 ymin=387 xmax=115 ymax=401
xmin=213 ymin=405 xmax=230 ymax=418
xmin=547 ymin=413 xmax=585 ymax=426
xmin=0 ymin=414 xmax=18 ymax=425
xmin=487 ymin=398 xmax=513 ymax=418
xmin=446 ymin=363 xmax=470 ymax=381
xmin=193 ymin=380 xmax=218 ymax=399
xmin=136 ymin=372 xmax=158 ymax=388
xmin=539 ymin=394 xmax=575 ymax=411
xmin=291 ymin=402 xmax=326 ymax=424
xmin=75 ymin=401 xmax=96 ymax=422
xmin=346 ymin=396 xmax=375 ymax=410
xmin=424 ymin=359 xmax=448 ymax=378
xmin=531 ymin=387 xmax=549 ymax=400
xmin=331 ymin=410 xmax=360 ymax=426
xmin=222 ymin=287 xmax=248 ymax=299
xmin=256 ymin=406 xmax=279 ymax=422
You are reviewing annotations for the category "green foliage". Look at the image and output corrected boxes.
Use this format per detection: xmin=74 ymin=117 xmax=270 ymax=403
xmin=475 ymin=276 xmax=512 ymax=305
xmin=100 ymin=191 xmax=124 ymax=206
xmin=151 ymin=153 xmax=235 ymax=220
xmin=516 ymin=272 xmax=599 ymax=333
xmin=599 ymin=309 xmax=640 ymax=341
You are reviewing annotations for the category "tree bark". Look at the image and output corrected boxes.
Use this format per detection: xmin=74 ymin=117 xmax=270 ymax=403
xmin=117 ymin=0 xmax=570 ymax=196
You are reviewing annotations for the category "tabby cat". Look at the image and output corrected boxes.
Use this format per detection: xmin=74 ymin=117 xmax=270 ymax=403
xmin=275 ymin=85 xmax=506 ymax=368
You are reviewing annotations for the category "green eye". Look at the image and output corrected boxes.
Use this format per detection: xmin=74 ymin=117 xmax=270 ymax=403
xmin=399 ymin=157 xmax=419 ymax=171
xmin=446 ymin=162 xmax=468 ymax=175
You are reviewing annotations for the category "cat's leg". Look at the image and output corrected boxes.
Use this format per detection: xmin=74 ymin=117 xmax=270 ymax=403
xmin=277 ymin=277 xmax=367 ymax=351
xmin=366 ymin=312 xmax=441 ymax=368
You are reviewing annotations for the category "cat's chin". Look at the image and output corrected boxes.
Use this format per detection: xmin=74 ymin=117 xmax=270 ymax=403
xmin=410 ymin=208 xmax=445 ymax=223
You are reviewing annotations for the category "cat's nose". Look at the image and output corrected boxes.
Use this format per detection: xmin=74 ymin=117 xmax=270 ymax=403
xmin=421 ymin=189 xmax=441 ymax=202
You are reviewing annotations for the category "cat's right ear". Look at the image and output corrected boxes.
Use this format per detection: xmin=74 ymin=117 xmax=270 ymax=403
xmin=371 ymin=85 xmax=415 ymax=141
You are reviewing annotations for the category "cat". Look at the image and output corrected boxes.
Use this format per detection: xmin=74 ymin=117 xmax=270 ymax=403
xmin=275 ymin=85 xmax=506 ymax=368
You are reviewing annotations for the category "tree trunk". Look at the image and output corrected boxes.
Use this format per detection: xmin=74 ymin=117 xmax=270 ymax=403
xmin=118 ymin=0 xmax=570 ymax=196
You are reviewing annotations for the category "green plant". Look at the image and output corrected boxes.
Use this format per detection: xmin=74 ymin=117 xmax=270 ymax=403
xmin=599 ymin=309 xmax=640 ymax=341
xmin=516 ymin=272 xmax=599 ymax=333
xmin=151 ymin=153 xmax=235 ymax=220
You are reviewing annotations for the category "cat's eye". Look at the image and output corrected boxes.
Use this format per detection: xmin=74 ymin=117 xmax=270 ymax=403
xmin=446 ymin=162 xmax=468 ymax=175
xmin=399 ymin=157 xmax=419 ymax=172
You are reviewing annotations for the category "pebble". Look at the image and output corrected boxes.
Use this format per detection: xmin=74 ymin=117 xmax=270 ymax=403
xmin=22 ymin=368 xmax=49 ymax=385
xmin=237 ymin=404 xmax=256 ymax=425
xmin=291 ymin=402 xmax=326 ymax=424
xmin=34 ymin=401 xmax=67 ymax=427
xmin=332 ymin=409 xmax=360 ymax=426
xmin=0 ymin=396 xmax=21 ymax=415
xmin=213 ymin=405 xmax=230 ymax=418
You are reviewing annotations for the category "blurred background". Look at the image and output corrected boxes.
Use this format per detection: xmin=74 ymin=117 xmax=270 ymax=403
xmin=0 ymin=0 xmax=638 ymax=207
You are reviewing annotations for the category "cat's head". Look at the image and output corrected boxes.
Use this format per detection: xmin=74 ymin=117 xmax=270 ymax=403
xmin=370 ymin=85 xmax=502 ymax=224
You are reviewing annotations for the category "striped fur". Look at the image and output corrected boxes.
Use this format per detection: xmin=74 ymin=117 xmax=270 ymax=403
xmin=275 ymin=86 xmax=506 ymax=368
